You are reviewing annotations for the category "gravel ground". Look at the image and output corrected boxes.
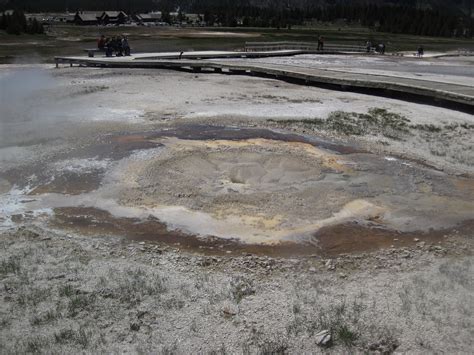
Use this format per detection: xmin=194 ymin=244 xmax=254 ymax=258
xmin=0 ymin=227 xmax=472 ymax=354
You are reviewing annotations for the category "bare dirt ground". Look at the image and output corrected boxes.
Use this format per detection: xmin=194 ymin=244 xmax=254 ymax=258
xmin=0 ymin=59 xmax=473 ymax=353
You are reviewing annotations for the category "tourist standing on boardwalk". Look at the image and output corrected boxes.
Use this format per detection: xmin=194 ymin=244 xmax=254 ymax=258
xmin=105 ymin=38 xmax=113 ymax=57
xmin=116 ymin=36 xmax=124 ymax=57
xmin=417 ymin=45 xmax=424 ymax=57
xmin=122 ymin=37 xmax=131 ymax=56
xmin=97 ymin=35 xmax=106 ymax=51
xmin=317 ymin=36 xmax=324 ymax=51
xmin=377 ymin=43 xmax=385 ymax=54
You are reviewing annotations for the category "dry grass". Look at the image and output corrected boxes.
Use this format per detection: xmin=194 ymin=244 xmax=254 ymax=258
xmin=268 ymin=107 xmax=411 ymax=140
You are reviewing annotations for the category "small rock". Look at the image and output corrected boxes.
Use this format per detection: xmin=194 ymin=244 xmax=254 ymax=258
xmin=401 ymin=251 xmax=411 ymax=259
xmin=309 ymin=267 xmax=317 ymax=273
xmin=137 ymin=311 xmax=147 ymax=319
xmin=368 ymin=339 xmax=399 ymax=353
xmin=130 ymin=323 xmax=140 ymax=331
xmin=139 ymin=242 xmax=145 ymax=245
xmin=11 ymin=214 xmax=23 ymax=223
xmin=222 ymin=303 xmax=238 ymax=316
xmin=18 ymin=228 xmax=39 ymax=239
xmin=315 ymin=330 xmax=332 ymax=347
xmin=430 ymin=245 xmax=444 ymax=252
xmin=417 ymin=241 xmax=426 ymax=248
xmin=414 ymin=238 xmax=420 ymax=242
xmin=325 ymin=260 xmax=335 ymax=271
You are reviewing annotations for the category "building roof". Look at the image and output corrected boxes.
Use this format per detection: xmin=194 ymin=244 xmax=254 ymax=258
xmin=101 ymin=11 xmax=127 ymax=18
xmin=186 ymin=13 xmax=202 ymax=20
xmin=136 ymin=13 xmax=162 ymax=20
xmin=76 ymin=11 xmax=100 ymax=16
xmin=76 ymin=13 xmax=99 ymax=22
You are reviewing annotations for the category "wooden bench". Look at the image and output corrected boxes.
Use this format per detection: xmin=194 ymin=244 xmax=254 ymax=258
xmin=83 ymin=48 xmax=102 ymax=58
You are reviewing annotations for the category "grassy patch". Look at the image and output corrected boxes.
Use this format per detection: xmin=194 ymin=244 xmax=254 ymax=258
xmin=284 ymin=296 xmax=389 ymax=350
xmin=269 ymin=108 xmax=411 ymax=139
xmin=58 ymin=284 xmax=78 ymax=297
xmin=438 ymin=259 xmax=472 ymax=288
xmin=257 ymin=339 xmax=288 ymax=354
xmin=67 ymin=293 xmax=96 ymax=317
xmin=328 ymin=108 xmax=410 ymax=138
xmin=24 ymin=337 xmax=50 ymax=353
xmin=460 ymin=123 xmax=474 ymax=130
xmin=30 ymin=309 xmax=61 ymax=326
xmin=397 ymin=259 xmax=473 ymax=333
xmin=336 ymin=324 xmax=358 ymax=346
xmin=410 ymin=123 xmax=442 ymax=132
xmin=314 ymin=301 xmax=361 ymax=347
xmin=18 ymin=287 xmax=51 ymax=307
xmin=100 ymin=267 xmax=169 ymax=306
xmin=70 ymin=85 xmax=110 ymax=97
xmin=248 ymin=329 xmax=289 ymax=355
xmin=0 ymin=318 xmax=11 ymax=329
xmin=0 ymin=257 xmax=21 ymax=276
xmin=411 ymin=122 xmax=474 ymax=133
xmin=54 ymin=327 xmax=92 ymax=349
xmin=162 ymin=297 xmax=186 ymax=310
xmin=229 ymin=276 xmax=255 ymax=304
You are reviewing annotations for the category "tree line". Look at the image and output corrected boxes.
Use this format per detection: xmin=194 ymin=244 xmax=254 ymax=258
xmin=0 ymin=10 xmax=44 ymax=34
xmin=308 ymin=4 xmax=471 ymax=37
xmin=189 ymin=2 xmax=472 ymax=37
xmin=0 ymin=0 xmax=472 ymax=38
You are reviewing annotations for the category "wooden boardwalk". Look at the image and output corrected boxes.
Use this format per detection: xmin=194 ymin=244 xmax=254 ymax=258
xmin=54 ymin=52 xmax=474 ymax=113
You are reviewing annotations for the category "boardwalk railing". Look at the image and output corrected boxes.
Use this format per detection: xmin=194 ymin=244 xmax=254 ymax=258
xmin=245 ymin=41 xmax=367 ymax=53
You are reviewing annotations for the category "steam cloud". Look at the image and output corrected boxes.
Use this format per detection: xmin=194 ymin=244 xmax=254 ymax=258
xmin=0 ymin=67 xmax=60 ymax=148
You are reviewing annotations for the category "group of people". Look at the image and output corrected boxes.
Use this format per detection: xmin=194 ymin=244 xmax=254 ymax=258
xmin=366 ymin=41 xmax=386 ymax=54
xmin=97 ymin=35 xmax=131 ymax=57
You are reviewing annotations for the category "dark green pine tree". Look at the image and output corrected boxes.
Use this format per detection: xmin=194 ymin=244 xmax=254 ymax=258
xmin=6 ymin=11 xmax=26 ymax=34
xmin=0 ymin=13 xmax=6 ymax=30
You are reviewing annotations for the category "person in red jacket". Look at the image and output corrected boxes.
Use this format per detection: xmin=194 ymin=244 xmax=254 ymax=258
xmin=97 ymin=35 xmax=106 ymax=51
